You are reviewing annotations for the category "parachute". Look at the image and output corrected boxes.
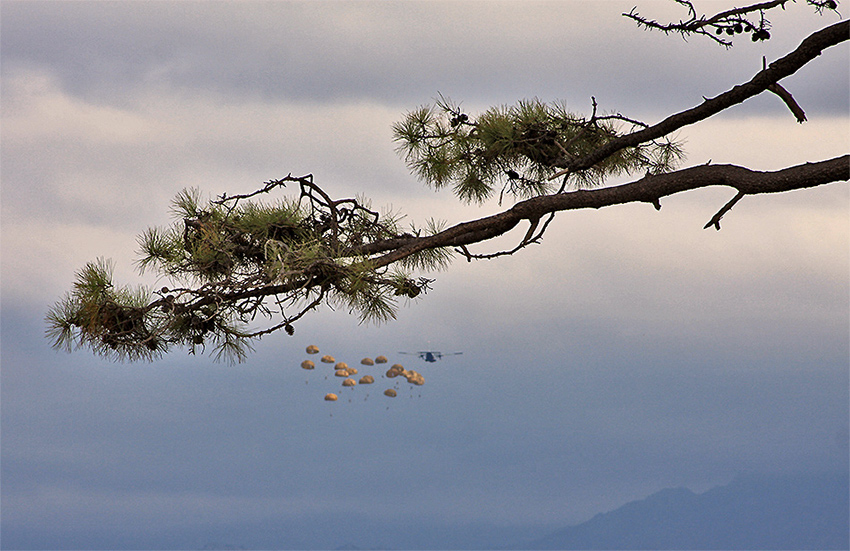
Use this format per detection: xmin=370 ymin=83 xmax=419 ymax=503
xmin=300 ymin=347 xmax=432 ymax=402
xmin=404 ymin=370 xmax=425 ymax=386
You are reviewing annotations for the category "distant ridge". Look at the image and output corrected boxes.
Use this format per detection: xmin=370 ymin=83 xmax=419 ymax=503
xmin=520 ymin=472 xmax=849 ymax=550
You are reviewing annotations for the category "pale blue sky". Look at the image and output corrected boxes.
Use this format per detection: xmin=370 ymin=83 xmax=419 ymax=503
xmin=2 ymin=1 xmax=847 ymax=548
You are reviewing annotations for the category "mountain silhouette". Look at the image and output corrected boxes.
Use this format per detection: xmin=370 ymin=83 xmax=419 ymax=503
xmin=521 ymin=472 xmax=849 ymax=550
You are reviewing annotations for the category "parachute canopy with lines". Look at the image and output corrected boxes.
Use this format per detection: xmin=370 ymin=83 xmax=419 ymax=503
xmin=298 ymin=347 xmax=429 ymax=401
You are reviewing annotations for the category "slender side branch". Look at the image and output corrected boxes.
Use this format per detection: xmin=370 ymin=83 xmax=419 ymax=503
xmin=625 ymin=0 xmax=790 ymax=46
xmin=767 ymin=83 xmax=808 ymax=122
xmin=456 ymin=215 xmax=550 ymax=261
xmin=561 ymin=20 xmax=848 ymax=173
xmin=624 ymin=0 xmax=840 ymax=46
xmin=704 ymin=190 xmax=746 ymax=230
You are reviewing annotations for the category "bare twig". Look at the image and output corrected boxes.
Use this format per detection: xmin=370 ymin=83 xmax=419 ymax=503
xmin=767 ymin=83 xmax=807 ymax=122
xmin=704 ymin=190 xmax=746 ymax=230
xmin=624 ymin=0 xmax=789 ymax=47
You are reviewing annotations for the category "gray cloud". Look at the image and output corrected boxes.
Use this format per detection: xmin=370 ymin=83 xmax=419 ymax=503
xmin=2 ymin=1 xmax=846 ymax=114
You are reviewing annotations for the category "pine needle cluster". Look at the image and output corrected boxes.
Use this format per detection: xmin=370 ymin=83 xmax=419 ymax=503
xmin=393 ymin=97 xmax=684 ymax=203
xmin=46 ymin=178 xmax=451 ymax=363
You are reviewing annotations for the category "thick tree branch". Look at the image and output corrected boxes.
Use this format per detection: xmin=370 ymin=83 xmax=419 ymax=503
xmin=366 ymin=155 xmax=849 ymax=267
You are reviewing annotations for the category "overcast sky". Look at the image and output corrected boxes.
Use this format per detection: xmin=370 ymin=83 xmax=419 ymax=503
xmin=2 ymin=1 xmax=848 ymax=549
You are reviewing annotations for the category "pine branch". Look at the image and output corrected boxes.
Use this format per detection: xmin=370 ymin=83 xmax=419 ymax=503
xmin=47 ymin=18 xmax=848 ymax=362
xmin=559 ymin=20 xmax=848 ymax=174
